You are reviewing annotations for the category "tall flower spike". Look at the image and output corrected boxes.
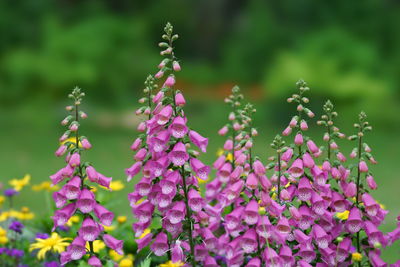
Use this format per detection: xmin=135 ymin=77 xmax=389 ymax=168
xmin=127 ymin=23 xmax=209 ymax=267
xmin=270 ymin=135 xmax=285 ymax=202
xmin=317 ymin=100 xmax=346 ymax=160
xmin=50 ymin=87 xmax=122 ymax=265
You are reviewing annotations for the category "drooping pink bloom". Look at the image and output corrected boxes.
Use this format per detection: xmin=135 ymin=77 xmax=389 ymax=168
xmin=359 ymin=161 xmax=369 ymax=172
xmin=88 ymin=256 xmax=102 ymax=267
xmin=103 ymin=234 xmax=124 ymax=255
xmin=346 ymin=207 xmax=363 ymax=233
xmin=156 ymin=105 xmax=173 ymax=125
xmin=188 ymin=189 xmax=204 ymax=212
xmin=190 ymin=158 xmax=210 ymax=180
xmin=189 ymin=130 xmax=208 ymax=153
xmin=244 ymin=200 xmax=259 ymax=225
xmin=55 ymin=145 xmax=67 ymax=157
xmin=175 ymin=92 xmax=186 ymax=107
xmin=76 ymin=189 xmax=96 ymax=213
xmin=297 ymin=177 xmax=313 ymax=201
xmin=277 ymin=217 xmax=291 ymax=234
xmin=302 ymin=153 xmax=315 ymax=168
xmin=366 ymin=175 xmax=377 ymax=190
xmin=312 ymin=224 xmax=329 ymax=248
xmin=81 ymin=138 xmax=92 ymax=150
xmin=289 ymin=159 xmax=304 ymax=178
xmin=69 ymin=153 xmax=80 ymax=167
xmin=241 ymin=228 xmax=258 ymax=253
xmin=306 ymin=140 xmax=319 ymax=154
xmin=164 ymin=75 xmax=176 ymax=87
xmin=246 ymin=173 xmax=258 ymax=190
xmin=136 ymin=232 xmax=153 ymax=252
xmin=166 ymin=201 xmax=186 ymax=224
xmin=93 ymin=204 xmax=114 ymax=226
xmin=218 ymin=125 xmax=229 ymax=136
xmin=125 ymin=161 xmax=142 ymax=182
xmin=78 ymin=217 xmax=100 ymax=241
xmin=169 ymin=117 xmax=188 ymax=138
xmin=169 ymin=142 xmax=189 ymax=166
xmin=52 ymin=203 xmax=76 ymax=230
xmin=86 ymin=166 xmax=99 ymax=183
xmin=150 ymin=232 xmax=169 ymax=256
xmin=67 ymin=236 xmax=86 ymax=260
xmin=362 ymin=193 xmax=380 ymax=217
xmin=253 ymin=160 xmax=266 ymax=175
xmin=53 ymin=188 xmax=67 ymax=209
xmin=295 ymin=133 xmax=304 ymax=145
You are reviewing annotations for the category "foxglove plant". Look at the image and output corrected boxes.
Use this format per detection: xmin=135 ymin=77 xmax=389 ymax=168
xmin=126 ymin=23 xmax=209 ymax=266
xmin=50 ymin=87 xmax=123 ymax=266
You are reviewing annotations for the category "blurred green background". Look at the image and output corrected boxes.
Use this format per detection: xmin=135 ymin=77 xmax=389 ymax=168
xmin=0 ymin=0 xmax=399 ymax=261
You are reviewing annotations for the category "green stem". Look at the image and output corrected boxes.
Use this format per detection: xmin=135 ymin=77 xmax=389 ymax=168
xmin=277 ymin=152 xmax=281 ymax=202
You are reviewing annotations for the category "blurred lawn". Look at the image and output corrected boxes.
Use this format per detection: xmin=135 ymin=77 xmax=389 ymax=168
xmin=0 ymin=97 xmax=399 ymax=261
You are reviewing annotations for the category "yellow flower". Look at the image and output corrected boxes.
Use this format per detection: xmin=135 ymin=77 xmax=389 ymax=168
xmin=29 ymin=232 xmax=71 ymax=260
xmin=0 ymin=226 xmax=8 ymax=244
xmin=0 ymin=196 xmax=5 ymax=205
xmin=119 ymin=255 xmax=134 ymax=267
xmin=284 ymin=182 xmax=291 ymax=188
xmin=138 ymin=228 xmax=151 ymax=239
xmin=109 ymin=249 xmax=124 ymax=262
xmin=135 ymin=199 xmax=144 ymax=205
xmin=336 ymin=210 xmax=350 ymax=220
xmin=61 ymin=137 xmax=81 ymax=147
xmin=103 ymin=225 xmax=116 ymax=232
xmin=32 ymin=181 xmax=59 ymax=192
xmin=271 ymin=193 xmax=277 ymax=200
xmin=66 ymin=215 xmax=80 ymax=226
xmin=352 ymin=252 xmax=363 ymax=262
xmin=271 ymin=186 xmax=276 ymax=192
xmin=159 ymin=261 xmax=185 ymax=267
xmin=99 ymin=180 xmax=125 ymax=191
xmin=110 ymin=180 xmax=125 ymax=191
xmin=117 ymin=216 xmax=127 ymax=224
xmin=86 ymin=240 xmax=105 ymax=253
xmin=216 ymin=148 xmax=224 ymax=156
xmin=18 ymin=207 xmax=35 ymax=220
xmin=258 ymin=206 xmax=266 ymax=215
xmin=197 ymin=176 xmax=209 ymax=184
xmin=9 ymin=174 xmax=31 ymax=191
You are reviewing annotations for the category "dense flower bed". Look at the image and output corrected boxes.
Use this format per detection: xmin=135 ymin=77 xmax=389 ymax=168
xmin=0 ymin=23 xmax=399 ymax=267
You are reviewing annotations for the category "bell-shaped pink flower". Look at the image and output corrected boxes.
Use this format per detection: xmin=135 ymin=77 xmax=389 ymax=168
xmin=78 ymin=217 xmax=100 ymax=241
xmin=302 ymin=153 xmax=315 ymax=168
xmin=93 ymin=203 xmax=114 ymax=226
xmin=86 ymin=166 xmax=99 ymax=183
xmin=188 ymin=189 xmax=204 ymax=212
xmin=166 ymin=201 xmax=186 ymax=224
xmin=76 ymin=189 xmax=96 ymax=213
xmin=359 ymin=161 xmax=369 ymax=172
xmin=164 ymin=75 xmax=175 ymax=87
xmin=81 ymin=138 xmax=92 ymax=150
xmin=156 ymin=105 xmax=173 ymax=125
xmin=103 ymin=234 xmax=124 ymax=255
xmin=169 ymin=116 xmax=188 ymax=138
xmin=344 ymin=181 xmax=356 ymax=198
xmin=133 ymin=200 xmax=154 ymax=224
xmin=136 ymin=232 xmax=153 ymax=252
xmin=130 ymin=138 xmax=142 ymax=151
xmin=346 ymin=207 xmax=363 ymax=233
xmin=134 ymin=148 xmax=147 ymax=161
xmin=53 ymin=188 xmax=67 ymax=209
xmin=312 ymin=224 xmax=329 ymax=248
xmin=171 ymin=240 xmax=184 ymax=263
xmin=295 ymin=133 xmax=304 ymax=145
xmin=52 ymin=203 xmax=76 ymax=230
xmin=63 ymin=176 xmax=82 ymax=199
xmin=225 ymin=206 xmax=244 ymax=230
xmin=226 ymin=180 xmax=244 ymax=201
xmin=150 ymin=232 xmax=169 ymax=256
xmin=125 ymin=161 xmax=142 ymax=182
xmin=256 ymin=216 xmax=272 ymax=238
xmin=218 ymin=125 xmax=229 ymax=136
xmin=311 ymin=191 xmax=326 ymax=216
xmin=68 ymin=153 xmax=80 ymax=167
xmin=175 ymin=92 xmax=186 ymax=107
xmin=289 ymin=159 xmax=304 ymax=178
xmin=331 ymin=191 xmax=347 ymax=212
xmin=294 ymin=229 xmax=311 ymax=244
xmin=135 ymin=177 xmax=153 ymax=197
xmin=246 ymin=173 xmax=258 ymax=190
xmin=366 ymin=175 xmax=377 ymax=190
xmin=244 ymin=200 xmax=259 ymax=225
xmin=202 ymin=228 xmax=218 ymax=250
xmin=306 ymin=140 xmax=319 ymax=154
xmin=189 ymin=130 xmax=208 ymax=153
xmin=55 ymin=145 xmax=67 ymax=157
xmin=297 ymin=177 xmax=313 ymax=201
xmin=88 ymin=256 xmax=102 ymax=267
xmin=362 ymin=193 xmax=380 ymax=217
xmin=282 ymin=126 xmax=292 ymax=136
xmin=168 ymin=142 xmax=189 ymax=166
xmin=190 ymin=158 xmax=210 ymax=180
xmin=298 ymin=205 xmax=314 ymax=230
xmin=253 ymin=160 xmax=265 ymax=176
xmin=204 ymin=255 xmax=219 ymax=267
xmin=277 ymin=217 xmax=291 ymax=234
xmin=67 ymin=236 xmax=86 ymax=260
xmin=281 ymin=148 xmax=293 ymax=162
xmin=241 ymin=228 xmax=257 ymax=253
xmin=98 ymin=173 xmax=112 ymax=189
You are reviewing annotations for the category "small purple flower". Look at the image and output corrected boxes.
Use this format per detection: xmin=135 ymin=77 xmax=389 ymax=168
xmin=4 ymin=188 xmax=18 ymax=197
xmin=44 ymin=261 xmax=61 ymax=267
xmin=35 ymin=233 xmax=49 ymax=239
xmin=10 ymin=249 xmax=24 ymax=258
xmin=9 ymin=221 xmax=24 ymax=234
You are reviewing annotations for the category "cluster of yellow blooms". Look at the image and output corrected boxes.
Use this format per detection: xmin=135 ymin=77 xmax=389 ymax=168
xmin=9 ymin=174 xmax=31 ymax=191
xmin=0 ymin=207 xmax=35 ymax=222
xmin=0 ymin=226 xmax=8 ymax=244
